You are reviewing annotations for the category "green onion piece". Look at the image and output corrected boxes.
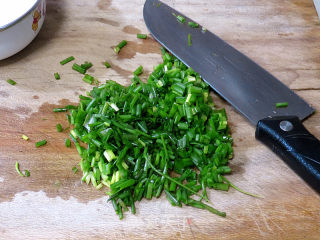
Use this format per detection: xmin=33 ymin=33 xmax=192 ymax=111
xmin=56 ymin=124 xmax=63 ymax=132
xmin=187 ymin=199 xmax=226 ymax=217
xmin=35 ymin=139 xmax=47 ymax=148
xmin=21 ymin=134 xmax=29 ymax=141
xmin=202 ymin=27 xmax=207 ymax=33
xmin=60 ymin=56 xmax=75 ymax=65
xmin=15 ymin=161 xmax=24 ymax=177
xmin=72 ymin=63 xmax=86 ymax=74
xmin=53 ymin=108 xmax=67 ymax=112
xmin=24 ymin=170 xmax=30 ymax=177
xmin=83 ymin=74 xmax=94 ymax=84
xmin=104 ymin=61 xmax=111 ymax=68
xmin=133 ymin=66 xmax=143 ymax=76
xmin=222 ymin=176 xmax=262 ymax=198
xmin=7 ymin=79 xmax=16 ymax=85
xmin=176 ymin=15 xmax=186 ymax=23
xmin=72 ymin=166 xmax=78 ymax=173
xmin=137 ymin=33 xmax=147 ymax=39
xmin=275 ymin=102 xmax=288 ymax=108
xmin=54 ymin=73 xmax=60 ymax=80
xmin=188 ymin=21 xmax=199 ymax=28
xmin=80 ymin=62 xmax=93 ymax=70
xmin=114 ymin=40 xmax=127 ymax=54
xmin=65 ymin=138 xmax=71 ymax=148
xmin=188 ymin=33 xmax=192 ymax=47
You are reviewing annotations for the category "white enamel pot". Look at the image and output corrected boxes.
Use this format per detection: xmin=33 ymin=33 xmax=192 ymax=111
xmin=0 ymin=0 xmax=46 ymax=60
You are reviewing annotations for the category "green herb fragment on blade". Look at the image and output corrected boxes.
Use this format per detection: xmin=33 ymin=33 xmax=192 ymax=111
xmin=276 ymin=102 xmax=288 ymax=108
xmin=176 ymin=15 xmax=186 ymax=23
xmin=188 ymin=21 xmax=199 ymax=28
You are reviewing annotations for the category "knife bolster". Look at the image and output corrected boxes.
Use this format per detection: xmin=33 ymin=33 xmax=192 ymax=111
xmin=255 ymin=116 xmax=320 ymax=193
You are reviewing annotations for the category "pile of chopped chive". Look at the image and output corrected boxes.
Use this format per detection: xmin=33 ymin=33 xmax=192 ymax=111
xmin=59 ymin=47 xmax=249 ymax=219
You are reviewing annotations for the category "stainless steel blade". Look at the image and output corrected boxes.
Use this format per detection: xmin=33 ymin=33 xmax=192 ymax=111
xmin=143 ymin=0 xmax=314 ymax=125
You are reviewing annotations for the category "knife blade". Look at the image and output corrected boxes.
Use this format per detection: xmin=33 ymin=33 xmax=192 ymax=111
xmin=143 ymin=0 xmax=320 ymax=193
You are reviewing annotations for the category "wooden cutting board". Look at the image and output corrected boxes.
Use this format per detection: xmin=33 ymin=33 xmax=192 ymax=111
xmin=1 ymin=0 xmax=320 ymax=239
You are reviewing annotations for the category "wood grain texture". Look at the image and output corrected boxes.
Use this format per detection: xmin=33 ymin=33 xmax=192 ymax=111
xmin=0 ymin=0 xmax=320 ymax=239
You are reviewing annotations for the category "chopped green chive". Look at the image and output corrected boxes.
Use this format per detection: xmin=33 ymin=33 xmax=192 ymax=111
xmin=176 ymin=15 xmax=186 ymax=23
xmin=104 ymin=61 xmax=111 ymax=68
xmin=53 ymin=108 xmax=68 ymax=112
xmin=15 ymin=161 xmax=24 ymax=177
xmin=56 ymin=123 xmax=63 ymax=132
xmin=188 ymin=33 xmax=192 ymax=46
xmin=60 ymin=56 xmax=75 ymax=65
xmin=80 ymin=62 xmax=93 ymax=71
xmin=202 ymin=27 xmax=207 ymax=33
xmin=114 ymin=40 xmax=127 ymax=54
xmin=276 ymin=102 xmax=288 ymax=108
xmin=188 ymin=21 xmax=199 ymax=28
xmin=137 ymin=33 xmax=147 ymax=39
xmin=72 ymin=63 xmax=86 ymax=74
xmin=72 ymin=166 xmax=78 ymax=173
xmin=54 ymin=72 xmax=60 ymax=80
xmin=21 ymin=134 xmax=29 ymax=141
xmin=133 ymin=65 xmax=143 ymax=76
xmin=7 ymin=79 xmax=16 ymax=85
xmin=24 ymin=170 xmax=30 ymax=177
xmin=65 ymin=138 xmax=71 ymax=148
xmin=35 ymin=139 xmax=47 ymax=148
xmin=82 ymin=74 xmax=94 ymax=84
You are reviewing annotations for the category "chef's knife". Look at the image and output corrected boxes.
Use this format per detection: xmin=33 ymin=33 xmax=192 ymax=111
xmin=143 ymin=0 xmax=320 ymax=193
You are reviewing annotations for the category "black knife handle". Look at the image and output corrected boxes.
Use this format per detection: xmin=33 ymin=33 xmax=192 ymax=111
xmin=255 ymin=116 xmax=320 ymax=193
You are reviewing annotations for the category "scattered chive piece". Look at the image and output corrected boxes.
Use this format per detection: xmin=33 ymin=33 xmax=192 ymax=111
xmin=60 ymin=56 xmax=75 ymax=65
xmin=53 ymin=108 xmax=67 ymax=112
xmin=82 ymin=74 xmax=94 ymax=84
xmin=56 ymin=123 xmax=63 ymax=132
xmin=114 ymin=40 xmax=127 ymax=54
xmin=21 ymin=134 xmax=29 ymax=141
xmin=176 ymin=15 xmax=186 ymax=23
xmin=65 ymin=138 xmax=71 ymax=148
xmin=80 ymin=62 xmax=93 ymax=71
xmin=24 ymin=170 xmax=30 ymax=177
xmin=104 ymin=61 xmax=111 ymax=68
xmin=54 ymin=72 xmax=60 ymax=80
xmin=35 ymin=139 xmax=47 ymax=148
xmin=72 ymin=166 xmax=78 ymax=173
xmin=202 ymin=27 xmax=207 ymax=33
xmin=188 ymin=33 xmax=192 ymax=46
xmin=188 ymin=21 xmax=199 ymax=28
xmin=133 ymin=65 xmax=143 ymax=76
xmin=222 ymin=176 xmax=262 ymax=198
xmin=7 ymin=79 xmax=16 ymax=85
xmin=15 ymin=161 xmax=24 ymax=177
xmin=276 ymin=102 xmax=288 ymax=108
xmin=72 ymin=63 xmax=86 ymax=74
xmin=137 ymin=33 xmax=147 ymax=39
